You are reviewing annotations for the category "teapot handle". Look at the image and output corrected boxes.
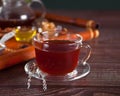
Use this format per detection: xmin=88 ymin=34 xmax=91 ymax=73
xmin=29 ymin=0 xmax=46 ymax=19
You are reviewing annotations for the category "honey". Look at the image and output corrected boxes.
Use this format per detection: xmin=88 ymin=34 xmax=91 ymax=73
xmin=14 ymin=26 xmax=36 ymax=42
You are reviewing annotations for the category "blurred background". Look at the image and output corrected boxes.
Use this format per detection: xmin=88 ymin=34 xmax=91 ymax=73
xmin=0 ymin=0 xmax=119 ymax=10
xmin=42 ymin=0 xmax=120 ymax=10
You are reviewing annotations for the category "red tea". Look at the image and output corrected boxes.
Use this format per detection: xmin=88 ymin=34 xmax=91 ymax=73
xmin=34 ymin=40 xmax=80 ymax=76
xmin=0 ymin=16 xmax=35 ymax=29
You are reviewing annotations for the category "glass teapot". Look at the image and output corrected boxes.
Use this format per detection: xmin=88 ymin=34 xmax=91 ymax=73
xmin=0 ymin=0 xmax=46 ymax=28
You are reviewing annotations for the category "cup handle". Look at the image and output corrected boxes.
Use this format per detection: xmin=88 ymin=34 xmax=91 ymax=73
xmin=80 ymin=43 xmax=92 ymax=65
xmin=29 ymin=0 xmax=46 ymax=19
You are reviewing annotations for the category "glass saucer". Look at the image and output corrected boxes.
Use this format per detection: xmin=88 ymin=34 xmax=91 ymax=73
xmin=24 ymin=59 xmax=90 ymax=82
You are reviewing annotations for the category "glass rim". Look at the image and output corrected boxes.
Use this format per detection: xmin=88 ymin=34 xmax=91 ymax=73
xmin=33 ymin=33 xmax=83 ymax=44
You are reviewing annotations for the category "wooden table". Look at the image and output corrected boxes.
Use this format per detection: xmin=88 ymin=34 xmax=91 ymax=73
xmin=0 ymin=10 xmax=120 ymax=96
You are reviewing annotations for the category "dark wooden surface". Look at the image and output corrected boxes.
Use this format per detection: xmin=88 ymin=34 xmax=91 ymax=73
xmin=0 ymin=10 xmax=120 ymax=96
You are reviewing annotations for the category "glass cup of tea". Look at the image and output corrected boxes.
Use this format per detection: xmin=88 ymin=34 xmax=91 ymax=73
xmin=29 ymin=31 xmax=92 ymax=81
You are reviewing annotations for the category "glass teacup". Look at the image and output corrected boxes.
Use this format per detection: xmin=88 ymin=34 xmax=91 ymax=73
xmin=32 ymin=31 xmax=91 ymax=77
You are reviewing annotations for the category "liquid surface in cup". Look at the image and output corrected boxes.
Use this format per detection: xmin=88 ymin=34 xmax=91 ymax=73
xmin=34 ymin=40 xmax=80 ymax=76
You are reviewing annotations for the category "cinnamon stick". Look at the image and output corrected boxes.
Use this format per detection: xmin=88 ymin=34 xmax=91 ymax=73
xmin=78 ymin=29 xmax=99 ymax=41
xmin=59 ymin=29 xmax=99 ymax=41
xmin=35 ymin=11 xmax=99 ymax=29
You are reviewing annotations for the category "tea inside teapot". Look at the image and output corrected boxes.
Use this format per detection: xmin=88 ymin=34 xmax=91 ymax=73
xmin=0 ymin=0 xmax=46 ymax=28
